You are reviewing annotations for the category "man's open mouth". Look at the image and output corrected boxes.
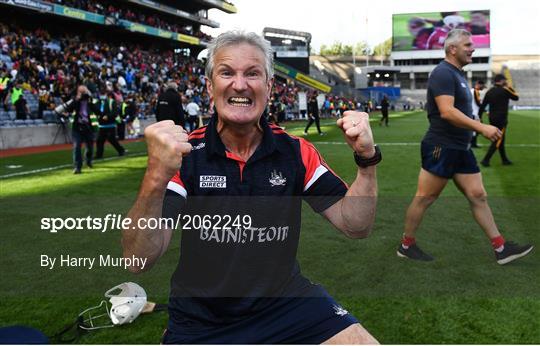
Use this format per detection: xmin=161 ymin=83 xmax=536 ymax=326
xmin=228 ymin=97 xmax=253 ymax=107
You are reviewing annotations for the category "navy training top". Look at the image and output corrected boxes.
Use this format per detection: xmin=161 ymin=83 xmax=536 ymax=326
xmin=163 ymin=113 xmax=348 ymax=325
xmin=423 ymin=60 xmax=473 ymax=150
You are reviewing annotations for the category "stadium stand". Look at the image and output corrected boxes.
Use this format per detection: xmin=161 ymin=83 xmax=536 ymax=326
xmin=41 ymin=0 xmax=214 ymax=41
xmin=0 ymin=0 xmax=225 ymax=148
xmin=0 ymin=0 xmax=364 ymax=149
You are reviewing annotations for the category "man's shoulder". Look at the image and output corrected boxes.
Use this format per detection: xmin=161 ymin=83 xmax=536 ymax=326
xmin=431 ymin=62 xmax=455 ymax=77
xmin=268 ymin=124 xmax=301 ymax=145
xmin=271 ymin=127 xmax=326 ymax=164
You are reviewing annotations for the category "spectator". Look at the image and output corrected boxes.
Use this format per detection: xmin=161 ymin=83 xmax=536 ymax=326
xmin=14 ymin=94 xmax=29 ymax=120
xmin=38 ymin=84 xmax=51 ymax=119
xmin=155 ymin=81 xmax=184 ymax=126
xmin=95 ymin=91 xmax=125 ymax=159
xmin=185 ymin=97 xmax=200 ymax=132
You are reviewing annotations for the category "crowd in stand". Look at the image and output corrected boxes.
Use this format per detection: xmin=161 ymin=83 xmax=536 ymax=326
xmin=0 ymin=22 xmax=211 ymax=121
xmin=46 ymin=0 xmax=213 ymax=41
xmin=1 ymin=17 xmax=363 ymax=133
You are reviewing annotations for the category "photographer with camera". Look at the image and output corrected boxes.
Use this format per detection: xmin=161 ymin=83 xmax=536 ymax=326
xmin=55 ymin=85 xmax=99 ymax=174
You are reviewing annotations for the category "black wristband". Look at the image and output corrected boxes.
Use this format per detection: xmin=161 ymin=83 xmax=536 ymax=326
xmin=353 ymin=145 xmax=382 ymax=168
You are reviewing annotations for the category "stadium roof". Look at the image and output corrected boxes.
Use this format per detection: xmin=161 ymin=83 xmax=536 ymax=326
xmin=263 ymin=27 xmax=312 ymax=43
xmin=159 ymin=0 xmax=237 ymax=14
xmin=125 ymin=0 xmax=220 ymax=27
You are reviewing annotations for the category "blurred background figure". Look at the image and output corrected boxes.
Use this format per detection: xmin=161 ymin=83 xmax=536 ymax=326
xmin=156 ymin=81 xmax=185 ymax=126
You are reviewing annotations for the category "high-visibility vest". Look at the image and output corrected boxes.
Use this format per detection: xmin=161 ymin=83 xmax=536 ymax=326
xmin=11 ymin=87 xmax=22 ymax=104
xmin=69 ymin=113 xmax=99 ymax=131
xmin=117 ymin=102 xmax=129 ymax=124
xmin=90 ymin=114 xmax=99 ymax=130
xmin=0 ymin=77 xmax=9 ymax=91
xmin=69 ymin=101 xmax=99 ymax=131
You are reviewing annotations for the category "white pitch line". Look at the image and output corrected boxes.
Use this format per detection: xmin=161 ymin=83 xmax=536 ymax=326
xmin=316 ymin=142 xmax=540 ymax=148
xmin=0 ymin=152 xmax=146 ymax=179
xmin=2 ymin=142 xmax=539 ymax=179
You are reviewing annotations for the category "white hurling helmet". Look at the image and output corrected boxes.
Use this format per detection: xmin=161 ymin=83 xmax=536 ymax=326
xmin=79 ymin=282 xmax=147 ymax=330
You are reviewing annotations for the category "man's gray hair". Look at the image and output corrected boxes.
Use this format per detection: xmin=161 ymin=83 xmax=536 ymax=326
xmin=205 ymin=30 xmax=274 ymax=81
xmin=444 ymin=29 xmax=472 ymax=53
xmin=166 ymin=81 xmax=178 ymax=91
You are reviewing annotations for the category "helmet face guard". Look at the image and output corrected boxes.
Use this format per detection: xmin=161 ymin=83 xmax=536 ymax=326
xmin=79 ymin=282 xmax=147 ymax=330
xmin=79 ymin=300 xmax=114 ymax=331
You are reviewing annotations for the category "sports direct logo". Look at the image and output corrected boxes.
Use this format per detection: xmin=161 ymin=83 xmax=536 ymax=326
xmin=200 ymin=175 xmax=226 ymax=188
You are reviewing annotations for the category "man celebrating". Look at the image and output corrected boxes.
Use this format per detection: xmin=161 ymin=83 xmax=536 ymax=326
xmin=479 ymin=74 xmax=519 ymax=166
xmin=122 ymin=31 xmax=380 ymax=344
xmin=397 ymin=29 xmax=532 ymax=264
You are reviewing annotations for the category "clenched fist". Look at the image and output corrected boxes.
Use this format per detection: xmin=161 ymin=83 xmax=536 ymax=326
xmin=337 ymin=111 xmax=375 ymax=158
xmin=479 ymin=123 xmax=502 ymax=142
xmin=144 ymin=120 xmax=192 ymax=184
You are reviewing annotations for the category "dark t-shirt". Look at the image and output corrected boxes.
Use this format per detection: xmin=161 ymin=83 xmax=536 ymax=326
xmin=164 ymin=115 xmax=347 ymax=324
xmin=423 ymin=60 xmax=473 ymax=150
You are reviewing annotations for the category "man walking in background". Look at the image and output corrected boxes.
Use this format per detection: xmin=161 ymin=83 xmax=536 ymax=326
xmin=398 ymin=29 xmax=532 ymax=265
xmin=470 ymin=80 xmax=485 ymax=148
xmin=303 ymin=94 xmax=323 ymax=135
xmin=379 ymin=95 xmax=390 ymax=127
xmin=479 ymin=74 xmax=519 ymax=166
xmin=95 ymin=92 xmax=125 ymax=159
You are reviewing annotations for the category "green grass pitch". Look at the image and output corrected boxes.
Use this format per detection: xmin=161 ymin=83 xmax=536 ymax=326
xmin=1 ymin=110 xmax=539 ymax=343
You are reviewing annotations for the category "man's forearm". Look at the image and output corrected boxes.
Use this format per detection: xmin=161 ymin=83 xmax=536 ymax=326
xmin=122 ymin=170 xmax=172 ymax=273
xmin=339 ymin=166 xmax=378 ymax=238
xmin=443 ymin=107 xmax=484 ymax=132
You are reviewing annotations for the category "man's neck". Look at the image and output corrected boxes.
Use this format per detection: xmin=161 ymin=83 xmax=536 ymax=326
xmin=444 ymin=56 xmax=464 ymax=70
xmin=217 ymin=119 xmax=263 ymax=162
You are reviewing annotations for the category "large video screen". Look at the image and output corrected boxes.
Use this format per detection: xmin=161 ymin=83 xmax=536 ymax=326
xmin=392 ymin=10 xmax=490 ymax=51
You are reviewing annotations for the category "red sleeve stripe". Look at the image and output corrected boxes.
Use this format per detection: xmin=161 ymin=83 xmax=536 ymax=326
xmin=298 ymin=137 xmax=349 ymax=190
xmin=168 ymin=171 xmax=187 ymax=197
xmin=299 ymin=137 xmax=322 ymax=188
xmin=167 ymin=181 xmax=187 ymax=198
xmin=304 ymin=165 xmax=329 ymax=192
